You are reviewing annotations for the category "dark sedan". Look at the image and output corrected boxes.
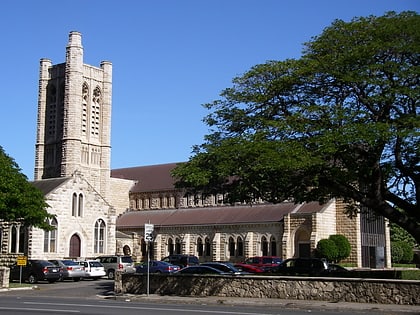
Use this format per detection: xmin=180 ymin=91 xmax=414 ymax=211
xmin=136 ymin=260 xmax=180 ymax=274
xmin=9 ymin=259 xmax=62 ymax=284
xmin=175 ymin=265 xmax=231 ymax=275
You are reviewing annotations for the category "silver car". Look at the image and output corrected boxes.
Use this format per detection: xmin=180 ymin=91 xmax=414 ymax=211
xmin=49 ymin=259 xmax=85 ymax=282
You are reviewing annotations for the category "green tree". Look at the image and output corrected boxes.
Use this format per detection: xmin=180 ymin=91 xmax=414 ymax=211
xmin=0 ymin=146 xmax=54 ymax=230
xmin=328 ymin=234 xmax=351 ymax=262
xmin=173 ymin=12 xmax=420 ymax=244
xmin=316 ymin=239 xmax=338 ymax=262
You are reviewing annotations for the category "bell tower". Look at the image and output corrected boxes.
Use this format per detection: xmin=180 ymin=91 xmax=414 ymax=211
xmin=35 ymin=31 xmax=112 ymax=197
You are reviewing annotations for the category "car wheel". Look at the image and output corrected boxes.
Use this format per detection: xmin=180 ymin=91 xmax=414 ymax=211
xmin=107 ymin=270 xmax=115 ymax=280
xmin=28 ymin=274 xmax=37 ymax=284
xmin=73 ymin=277 xmax=81 ymax=282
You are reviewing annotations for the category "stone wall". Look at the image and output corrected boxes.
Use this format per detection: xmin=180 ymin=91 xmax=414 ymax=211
xmin=115 ymin=273 xmax=420 ymax=305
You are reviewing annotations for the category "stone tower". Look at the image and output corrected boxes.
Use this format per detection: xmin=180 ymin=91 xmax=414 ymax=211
xmin=35 ymin=31 xmax=112 ymax=197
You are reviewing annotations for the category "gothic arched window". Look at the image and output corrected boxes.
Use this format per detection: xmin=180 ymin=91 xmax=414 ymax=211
xmin=44 ymin=218 xmax=58 ymax=252
xmin=228 ymin=237 xmax=235 ymax=257
xmin=94 ymin=219 xmax=106 ymax=253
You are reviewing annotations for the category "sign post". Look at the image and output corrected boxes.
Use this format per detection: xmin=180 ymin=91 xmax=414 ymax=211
xmin=16 ymin=256 xmax=27 ymax=284
xmin=144 ymin=223 xmax=154 ymax=296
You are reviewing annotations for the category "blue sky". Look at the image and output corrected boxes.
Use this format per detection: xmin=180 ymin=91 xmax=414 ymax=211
xmin=0 ymin=0 xmax=418 ymax=180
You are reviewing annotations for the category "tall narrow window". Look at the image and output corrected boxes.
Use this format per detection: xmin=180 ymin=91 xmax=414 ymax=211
xmin=72 ymin=193 xmax=77 ymax=216
xmin=205 ymin=237 xmax=211 ymax=257
xmin=270 ymin=236 xmax=277 ymax=256
xmin=168 ymin=238 xmax=174 ymax=255
xmin=228 ymin=237 xmax=235 ymax=257
xmin=197 ymin=238 xmax=204 ymax=257
xmin=237 ymin=237 xmax=244 ymax=257
xmin=0 ymin=228 xmax=2 ymax=253
xmin=78 ymin=194 xmax=84 ymax=216
xmin=175 ymin=238 xmax=181 ymax=254
xmin=94 ymin=219 xmax=105 ymax=253
xmin=43 ymin=218 xmax=58 ymax=252
xmin=261 ymin=236 xmax=268 ymax=256
xmin=10 ymin=226 xmax=17 ymax=253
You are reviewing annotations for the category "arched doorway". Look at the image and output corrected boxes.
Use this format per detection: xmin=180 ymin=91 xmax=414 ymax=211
xmin=69 ymin=234 xmax=81 ymax=258
xmin=294 ymin=228 xmax=311 ymax=258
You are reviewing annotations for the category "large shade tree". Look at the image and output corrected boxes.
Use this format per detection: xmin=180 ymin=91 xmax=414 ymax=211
xmin=172 ymin=12 xmax=420 ymax=244
xmin=0 ymin=146 xmax=54 ymax=230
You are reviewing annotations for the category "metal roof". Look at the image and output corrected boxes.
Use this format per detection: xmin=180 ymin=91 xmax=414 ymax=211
xmin=116 ymin=202 xmax=325 ymax=228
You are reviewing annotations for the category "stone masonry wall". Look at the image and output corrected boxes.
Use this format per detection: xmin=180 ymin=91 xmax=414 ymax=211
xmin=115 ymin=273 xmax=420 ymax=305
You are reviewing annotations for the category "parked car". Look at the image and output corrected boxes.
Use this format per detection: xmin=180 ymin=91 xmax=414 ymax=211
xmin=234 ymin=263 xmax=266 ymax=273
xmin=270 ymin=258 xmax=329 ymax=276
xmin=136 ymin=260 xmax=180 ymax=274
xmin=161 ymin=254 xmax=199 ymax=268
xmin=95 ymin=255 xmax=136 ymax=279
xmin=243 ymin=256 xmax=282 ymax=270
xmin=49 ymin=259 xmax=85 ymax=281
xmin=201 ymin=262 xmax=244 ymax=275
xmin=9 ymin=259 xmax=62 ymax=284
xmin=175 ymin=265 xmax=231 ymax=275
xmin=79 ymin=260 xmax=106 ymax=279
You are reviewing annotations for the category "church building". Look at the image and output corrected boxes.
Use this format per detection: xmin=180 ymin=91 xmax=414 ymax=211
xmin=0 ymin=32 xmax=391 ymax=269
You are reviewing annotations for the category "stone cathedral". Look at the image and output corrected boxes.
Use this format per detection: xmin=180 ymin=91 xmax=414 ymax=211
xmin=0 ymin=32 xmax=391 ymax=268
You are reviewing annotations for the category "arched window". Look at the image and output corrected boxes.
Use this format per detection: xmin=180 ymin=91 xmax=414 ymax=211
xmin=261 ymin=236 xmax=269 ymax=256
xmin=175 ymin=238 xmax=181 ymax=254
xmin=78 ymin=194 xmax=84 ymax=216
xmin=197 ymin=237 xmax=204 ymax=257
xmin=123 ymin=245 xmax=131 ymax=255
xmin=44 ymin=218 xmax=58 ymax=252
xmin=237 ymin=237 xmax=244 ymax=257
xmin=205 ymin=237 xmax=211 ymax=257
xmin=168 ymin=238 xmax=174 ymax=255
xmin=94 ymin=219 xmax=106 ymax=253
xmin=72 ymin=193 xmax=77 ymax=216
xmin=10 ymin=225 xmax=17 ymax=253
xmin=228 ymin=237 xmax=235 ymax=257
xmin=9 ymin=225 xmax=26 ymax=253
xmin=270 ymin=236 xmax=277 ymax=256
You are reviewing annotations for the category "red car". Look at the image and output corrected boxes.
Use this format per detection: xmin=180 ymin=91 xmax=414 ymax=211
xmin=242 ymin=256 xmax=282 ymax=271
xmin=234 ymin=263 xmax=265 ymax=273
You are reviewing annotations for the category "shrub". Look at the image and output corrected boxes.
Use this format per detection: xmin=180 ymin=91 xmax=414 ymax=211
xmin=316 ymin=239 xmax=338 ymax=262
xmin=328 ymin=234 xmax=351 ymax=262
xmin=391 ymin=242 xmax=404 ymax=263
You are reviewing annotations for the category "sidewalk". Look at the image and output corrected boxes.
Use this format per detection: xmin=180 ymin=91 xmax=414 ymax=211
xmin=116 ymin=293 xmax=420 ymax=314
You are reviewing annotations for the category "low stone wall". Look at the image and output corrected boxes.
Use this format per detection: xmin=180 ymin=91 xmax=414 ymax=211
xmin=115 ymin=273 xmax=420 ymax=305
xmin=0 ymin=267 xmax=10 ymax=289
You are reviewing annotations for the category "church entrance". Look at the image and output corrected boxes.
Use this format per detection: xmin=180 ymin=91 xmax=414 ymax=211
xmin=69 ymin=234 xmax=81 ymax=257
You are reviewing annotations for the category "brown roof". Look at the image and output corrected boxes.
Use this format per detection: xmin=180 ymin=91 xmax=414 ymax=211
xmin=116 ymin=202 xmax=326 ymax=228
xmin=111 ymin=163 xmax=181 ymax=193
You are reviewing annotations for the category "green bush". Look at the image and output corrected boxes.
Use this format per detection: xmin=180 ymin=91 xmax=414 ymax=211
xmin=392 ymin=241 xmax=414 ymax=263
xmin=328 ymin=234 xmax=351 ymax=262
xmin=316 ymin=239 xmax=338 ymax=262
xmin=391 ymin=242 xmax=404 ymax=263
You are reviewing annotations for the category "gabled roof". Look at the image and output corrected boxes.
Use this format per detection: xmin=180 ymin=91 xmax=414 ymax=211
xmin=116 ymin=202 xmax=326 ymax=228
xmin=111 ymin=163 xmax=181 ymax=193
xmin=31 ymin=177 xmax=70 ymax=195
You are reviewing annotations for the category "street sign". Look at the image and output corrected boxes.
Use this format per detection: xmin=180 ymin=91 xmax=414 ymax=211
xmin=144 ymin=223 xmax=154 ymax=242
xmin=17 ymin=256 xmax=27 ymax=266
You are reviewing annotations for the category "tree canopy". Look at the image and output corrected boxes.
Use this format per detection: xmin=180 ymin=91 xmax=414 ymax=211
xmin=172 ymin=12 xmax=420 ymax=244
xmin=0 ymin=146 xmax=54 ymax=230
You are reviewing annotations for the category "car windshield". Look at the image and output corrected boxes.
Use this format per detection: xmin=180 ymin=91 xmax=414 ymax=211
xmin=62 ymin=260 xmax=79 ymax=266
xmin=89 ymin=261 xmax=103 ymax=267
